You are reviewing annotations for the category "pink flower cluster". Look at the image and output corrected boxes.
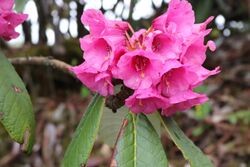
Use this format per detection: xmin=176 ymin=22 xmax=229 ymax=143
xmin=71 ymin=0 xmax=220 ymax=116
xmin=0 ymin=0 xmax=28 ymax=40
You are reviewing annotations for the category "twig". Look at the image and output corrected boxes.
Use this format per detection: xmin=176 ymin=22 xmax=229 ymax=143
xmin=109 ymin=118 xmax=128 ymax=167
xmin=9 ymin=57 xmax=74 ymax=78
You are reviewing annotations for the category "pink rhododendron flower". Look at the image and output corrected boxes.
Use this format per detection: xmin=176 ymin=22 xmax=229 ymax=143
xmin=193 ymin=16 xmax=214 ymax=35
xmin=110 ymin=47 xmax=127 ymax=77
xmin=180 ymin=31 xmax=212 ymax=65
xmin=146 ymin=31 xmax=182 ymax=61
xmin=0 ymin=0 xmax=28 ymax=40
xmin=115 ymin=49 xmax=163 ymax=89
xmin=81 ymin=9 xmax=129 ymax=37
xmin=78 ymin=9 xmax=129 ymax=73
xmin=130 ymin=29 xmax=147 ymax=48
xmin=187 ymin=66 xmax=220 ymax=88
xmin=158 ymin=66 xmax=197 ymax=98
xmin=0 ymin=0 xmax=14 ymax=11
xmin=70 ymin=63 xmax=114 ymax=96
xmin=207 ymin=40 xmax=216 ymax=52
xmin=158 ymin=66 xmax=210 ymax=116
xmin=72 ymin=0 xmax=220 ymax=116
xmin=153 ymin=0 xmax=194 ymax=39
xmin=80 ymin=36 xmax=114 ymax=71
xmin=125 ymin=88 xmax=167 ymax=114
xmin=152 ymin=0 xmax=215 ymax=43
xmin=162 ymin=90 xmax=208 ymax=116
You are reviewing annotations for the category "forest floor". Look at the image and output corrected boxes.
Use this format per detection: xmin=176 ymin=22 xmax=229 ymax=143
xmin=0 ymin=34 xmax=250 ymax=167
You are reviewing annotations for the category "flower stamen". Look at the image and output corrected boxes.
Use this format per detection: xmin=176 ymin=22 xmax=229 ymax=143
xmin=133 ymin=56 xmax=149 ymax=72
xmin=128 ymin=24 xmax=135 ymax=34
xmin=125 ymin=31 xmax=135 ymax=50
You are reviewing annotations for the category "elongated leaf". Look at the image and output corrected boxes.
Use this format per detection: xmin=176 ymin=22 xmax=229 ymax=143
xmin=114 ymin=113 xmax=168 ymax=167
xmin=147 ymin=113 xmax=161 ymax=136
xmin=99 ymin=107 xmax=128 ymax=147
xmin=0 ymin=52 xmax=35 ymax=153
xmin=159 ymin=115 xmax=214 ymax=167
xmin=62 ymin=94 xmax=105 ymax=167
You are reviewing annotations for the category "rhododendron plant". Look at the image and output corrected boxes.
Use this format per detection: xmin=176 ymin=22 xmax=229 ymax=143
xmin=0 ymin=0 xmax=28 ymax=40
xmin=71 ymin=0 xmax=220 ymax=116
xmin=0 ymin=0 xmax=221 ymax=166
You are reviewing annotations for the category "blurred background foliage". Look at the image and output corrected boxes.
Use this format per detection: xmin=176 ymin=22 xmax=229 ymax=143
xmin=0 ymin=0 xmax=250 ymax=167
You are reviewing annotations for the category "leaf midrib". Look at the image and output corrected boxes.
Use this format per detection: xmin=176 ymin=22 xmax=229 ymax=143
xmin=132 ymin=114 xmax=136 ymax=167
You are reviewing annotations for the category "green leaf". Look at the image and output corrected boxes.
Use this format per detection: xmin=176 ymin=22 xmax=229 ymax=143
xmin=146 ymin=113 xmax=161 ymax=136
xmin=14 ymin=0 xmax=28 ymax=12
xmin=80 ymin=86 xmax=90 ymax=98
xmin=114 ymin=113 xmax=168 ymax=167
xmin=0 ymin=52 xmax=35 ymax=153
xmin=62 ymin=94 xmax=105 ymax=167
xmin=159 ymin=116 xmax=214 ymax=167
xmin=99 ymin=107 xmax=128 ymax=147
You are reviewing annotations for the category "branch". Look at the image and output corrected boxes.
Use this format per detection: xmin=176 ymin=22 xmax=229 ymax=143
xmin=9 ymin=57 xmax=74 ymax=78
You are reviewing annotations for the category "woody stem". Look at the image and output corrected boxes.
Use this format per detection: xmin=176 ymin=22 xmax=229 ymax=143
xmin=9 ymin=56 xmax=74 ymax=78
